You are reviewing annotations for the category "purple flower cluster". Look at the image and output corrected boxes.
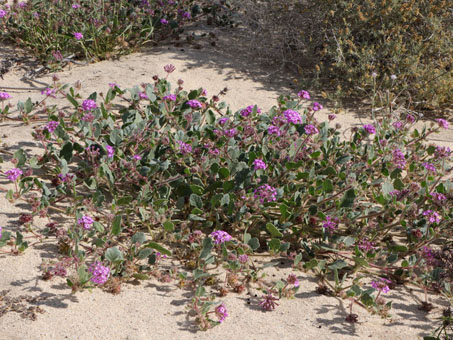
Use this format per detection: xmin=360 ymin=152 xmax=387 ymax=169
xmin=41 ymin=88 xmax=56 ymax=97
xmin=82 ymin=99 xmax=97 ymax=111
xmin=254 ymin=184 xmax=277 ymax=204
xmin=253 ymin=159 xmax=267 ymax=170
xmin=74 ymin=32 xmax=83 ymax=40
xmin=283 ymin=110 xmax=302 ymax=124
xmin=45 ymin=121 xmax=59 ymax=133
xmin=105 ymin=145 xmax=115 ymax=158
xmin=297 ymin=90 xmax=310 ymax=99
xmin=215 ymin=303 xmax=228 ymax=323
xmin=210 ymin=230 xmax=232 ymax=244
xmin=363 ymin=124 xmax=376 ymax=134
xmin=304 ymin=124 xmax=319 ymax=135
xmin=422 ymin=162 xmax=436 ymax=173
xmin=0 ymin=10 xmax=6 ymax=18
xmin=139 ymin=92 xmax=148 ymax=100
xmin=389 ymin=189 xmax=410 ymax=200
xmin=187 ymin=99 xmax=202 ymax=109
xmin=5 ymin=168 xmax=22 ymax=181
xmin=392 ymin=121 xmax=403 ymax=130
xmin=58 ymin=173 xmax=75 ymax=183
xmin=88 ymin=261 xmax=110 ymax=285
xmin=287 ymin=273 xmax=300 ymax=287
xmin=224 ymin=128 xmax=237 ymax=138
xmin=421 ymin=246 xmax=436 ymax=266
xmin=312 ymin=102 xmax=323 ymax=111
xmin=176 ymin=141 xmax=192 ymax=154
xmin=423 ymin=210 xmax=441 ymax=224
xmin=358 ymin=238 xmax=376 ymax=252
xmin=77 ymin=215 xmax=94 ymax=230
xmin=259 ymin=293 xmax=279 ymax=311
xmin=218 ymin=117 xmax=229 ymax=125
xmin=267 ymin=125 xmax=281 ymax=136
xmin=0 ymin=92 xmax=11 ymax=100
xmin=81 ymin=113 xmax=95 ymax=122
xmin=72 ymin=3 xmax=81 ymax=9
xmin=164 ymin=64 xmax=176 ymax=73
xmin=435 ymin=146 xmax=451 ymax=158
xmin=436 ymin=119 xmax=449 ymax=129
xmin=240 ymin=105 xmax=261 ymax=117
xmin=133 ymin=154 xmax=142 ymax=161
xmin=322 ymin=216 xmax=338 ymax=231
xmin=163 ymin=94 xmax=176 ymax=101
xmin=371 ymin=278 xmax=391 ymax=293
xmin=238 ymin=254 xmax=248 ymax=264
xmin=392 ymin=148 xmax=406 ymax=169
xmin=430 ymin=192 xmax=446 ymax=201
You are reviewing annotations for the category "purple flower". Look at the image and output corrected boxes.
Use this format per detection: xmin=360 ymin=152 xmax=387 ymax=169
xmin=328 ymin=114 xmax=336 ymax=121
xmin=105 ymin=145 xmax=114 ymax=158
xmin=0 ymin=10 xmax=6 ymax=18
xmin=238 ymin=254 xmax=248 ymax=264
xmin=406 ymin=114 xmax=415 ymax=123
xmin=421 ymin=246 xmax=436 ymax=266
xmin=436 ymin=119 xmax=449 ymax=129
xmin=392 ymin=121 xmax=403 ymax=130
xmin=45 ymin=120 xmax=59 ymax=133
xmin=297 ymin=90 xmax=310 ymax=99
xmin=240 ymin=105 xmax=261 ymax=117
xmin=18 ymin=1 xmax=27 ymax=9
xmin=283 ymin=109 xmax=302 ymax=124
xmin=133 ymin=154 xmax=142 ymax=161
xmin=201 ymin=88 xmax=207 ymax=96
xmin=224 ymin=128 xmax=237 ymax=138
xmin=41 ymin=88 xmax=56 ymax=97
xmin=82 ymin=99 xmax=97 ymax=111
xmin=0 ymin=92 xmax=11 ymax=100
xmin=430 ymin=192 xmax=447 ymax=201
xmin=322 ymin=216 xmax=338 ymax=231
xmin=77 ymin=215 xmax=94 ymax=230
xmin=304 ymin=124 xmax=319 ymax=135
xmin=254 ymin=184 xmax=277 ymax=204
xmin=81 ymin=113 xmax=95 ymax=122
xmin=392 ymin=148 xmax=406 ymax=169
xmin=371 ymin=278 xmax=391 ymax=293
xmin=267 ymin=125 xmax=281 ymax=136
xmin=259 ymin=293 xmax=279 ymax=311
xmin=139 ymin=92 xmax=148 ymax=100
xmin=253 ymin=159 xmax=267 ymax=170
xmin=182 ymin=11 xmax=191 ymax=19
xmin=422 ymin=162 xmax=436 ymax=173
xmin=74 ymin=32 xmax=83 ymax=40
xmin=72 ymin=3 xmax=81 ymax=9
xmin=210 ymin=230 xmax=232 ymax=244
xmin=164 ymin=64 xmax=175 ymax=73
xmin=108 ymin=82 xmax=118 ymax=89
xmin=176 ymin=141 xmax=192 ymax=154
xmin=434 ymin=146 xmax=451 ymax=158
xmin=287 ymin=274 xmax=300 ymax=287
xmin=5 ymin=168 xmax=22 ymax=181
xmin=423 ymin=210 xmax=441 ymax=224
xmin=88 ymin=261 xmax=110 ymax=285
xmin=215 ymin=303 xmax=228 ymax=323
xmin=218 ymin=117 xmax=229 ymax=125
xmin=358 ymin=238 xmax=376 ymax=252
xmin=163 ymin=94 xmax=176 ymax=101
xmin=187 ymin=99 xmax=202 ymax=109
xmin=363 ymin=124 xmax=376 ymax=134
xmin=312 ymin=102 xmax=323 ymax=111
xmin=58 ymin=173 xmax=75 ymax=183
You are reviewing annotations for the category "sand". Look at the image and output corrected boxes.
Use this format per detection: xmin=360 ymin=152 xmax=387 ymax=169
xmin=0 ymin=23 xmax=452 ymax=340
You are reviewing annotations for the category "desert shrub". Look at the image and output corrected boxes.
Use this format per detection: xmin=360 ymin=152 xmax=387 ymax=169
xmin=0 ymin=69 xmax=452 ymax=330
xmin=0 ymin=0 xmax=222 ymax=63
xmin=235 ymin=0 xmax=452 ymax=111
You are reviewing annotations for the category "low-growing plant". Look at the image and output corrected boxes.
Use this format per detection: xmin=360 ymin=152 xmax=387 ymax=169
xmin=0 ymin=0 xmax=228 ymax=64
xmin=0 ymin=65 xmax=452 ymax=332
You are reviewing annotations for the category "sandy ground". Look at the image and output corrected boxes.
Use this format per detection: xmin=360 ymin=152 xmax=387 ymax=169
xmin=0 ymin=24 xmax=452 ymax=340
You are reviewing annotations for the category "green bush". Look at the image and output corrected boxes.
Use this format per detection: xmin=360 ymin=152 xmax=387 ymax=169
xmin=237 ymin=0 xmax=452 ymax=111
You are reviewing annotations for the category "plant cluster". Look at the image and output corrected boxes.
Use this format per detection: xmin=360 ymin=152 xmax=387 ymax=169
xmin=0 ymin=66 xmax=452 ymax=332
xmin=234 ymin=0 xmax=452 ymax=111
xmin=0 ymin=0 xmax=229 ymax=64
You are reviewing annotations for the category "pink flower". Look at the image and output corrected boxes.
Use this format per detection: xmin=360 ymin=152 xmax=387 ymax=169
xmin=133 ymin=154 xmax=142 ymax=161
xmin=238 ymin=254 xmax=248 ymax=264
xmin=312 ymin=102 xmax=323 ymax=111
xmin=287 ymin=274 xmax=300 ymax=287
xmin=363 ymin=124 xmax=376 ymax=134
xmin=392 ymin=148 xmax=406 ymax=169
xmin=160 ymin=18 xmax=168 ymax=25
xmin=435 ymin=119 xmax=449 ymax=129
xmin=139 ymin=92 xmax=148 ymax=100
xmin=328 ymin=114 xmax=336 ymax=121
xmin=163 ymin=64 xmax=175 ymax=73
xmin=267 ymin=125 xmax=281 ymax=136
xmin=224 ymin=128 xmax=237 ymax=138
xmin=392 ymin=121 xmax=403 ymax=130
xmin=430 ymin=192 xmax=446 ymax=201
xmin=5 ymin=168 xmax=22 ymax=181
xmin=283 ymin=109 xmax=302 ymax=124
xmin=423 ymin=210 xmax=441 ymax=224
xmin=186 ymin=100 xmax=202 ymax=109
xmin=422 ymin=162 xmax=436 ymax=173
xmin=163 ymin=94 xmax=176 ymax=101
xmin=72 ymin=3 xmax=81 ymax=9
xmin=210 ymin=230 xmax=232 ymax=244
xmin=82 ymin=99 xmax=97 ymax=111
xmin=240 ymin=105 xmax=261 ymax=117
xmin=406 ymin=114 xmax=415 ymax=123
xmin=81 ymin=113 xmax=95 ymax=122
xmin=371 ymin=278 xmax=391 ymax=293
xmin=108 ymin=82 xmax=118 ymax=89
xmin=0 ymin=10 xmax=7 ymax=18
xmin=176 ymin=141 xmax=192 ymax=154
xmin=215 ymin=303 xmax=228 ymax=323
xmin=322 ymin=216 xmax=338 ymax=231
xmin=45 ymin=121 xmax=59 ymax=133
xmin=254 ymin=184 xmax=277 ymax=204
xmin=41 ymin=88 xmax=56 ymax=97
xmin=77 ymin=215 xmax=94 ymax=230
xmin=105 ymin=145 xmax=114 ymax=158
xmin=304 ymin=124 xmax=319 ymax=135
xmin=253 ymin=159 xmax=267 ymax=170
xmin=0 ymin=92 xmax=11 ymax=100
xmin=218 ymin=117 xmax=229 ymax=125
xmin=74 ymin=32 xmax=83 ymax=40
xmin=297 ymin=90 xmax=310 ymax=99
xmin=88 ymin=261 xmax=110 ymax=285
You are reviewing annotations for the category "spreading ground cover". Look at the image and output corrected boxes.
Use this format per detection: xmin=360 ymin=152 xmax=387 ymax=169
xmin=0 ymin=67 xmax=452 ymax=337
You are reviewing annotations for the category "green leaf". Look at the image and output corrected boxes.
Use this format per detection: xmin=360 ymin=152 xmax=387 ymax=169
xmin=60 ymin=142 xmax=73 ymax=162
xmin=13 ymin=149 xmax=26 ymax=167
xmin=117 ymin=196 xmax=133 ymax=205
xmin=268 ymin=238 xmax=281 ymax=252
xmin=219 ymin=167 xmax=230 ymax=179
xmin=393 ymin=178 xmax=404 ymax=190
xmin=163 ymin=221 xmax=175 ymax=232
xmin=189 ymin=194 xmax=203 ymax=209
xmin=111 ymin=215 xmax=122 ymax=236
xmin=199 ymin=237 xmax=213 ymax=259
xmin=145 ymin=241 xmax=171 ymax=256
xmin=266 ymin=223 xmax=283 ymax=238
xmin=322 ymin=179 xmax=333 ymax=193
xmin=133 ymin=273 xmax=149 ymax=280
xmin=105 ymin=246 xmax=124 ymax=263
xmin=66 ymin=94 xmax=79 ymax=108
xmin=340 ymin=189 xmax=356 ymax=208
xmin=248 ymin=237 xmax=260 ymax=251
xmin=328 ymin=260 xmax=348 ymax=270
xmin=131 ymin=232 xmax=146 ymax=245
xmin=190 ymin=185 xmax=204 ymax=195
xmin=137 ymin=248 xmax=153 ymax=260
xmin=220 ymin=194 xmax=230 ymax=206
